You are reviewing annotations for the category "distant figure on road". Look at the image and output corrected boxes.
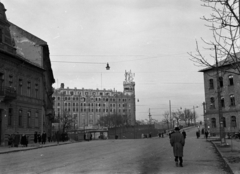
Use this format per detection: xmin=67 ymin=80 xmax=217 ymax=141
xmin=182 ymin=130 xmax=186 ymax=139
xmin=205 ymin=130 xmax=209 ymax=139
xmin=14 ymin=132 xmax=20 ymax=147
xmin=170 ymin=127 xmax=185 ymax=167
xmin=196 ymin=130 xmax=200 ymax=139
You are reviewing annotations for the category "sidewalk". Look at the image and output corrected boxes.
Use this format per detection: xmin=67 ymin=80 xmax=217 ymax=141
xmin=208 ymin=137 xmax=240 ymax=174
xmin=0 ymin=140 xmax=76 ymax=154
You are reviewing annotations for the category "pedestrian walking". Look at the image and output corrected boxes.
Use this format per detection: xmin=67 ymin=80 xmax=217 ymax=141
xmin=21 ymin=134 xmax=28 ymax=147
xmin=170 ymin=127 xmax=185 ymax=167
xmin=13 ymin=132 xmax=20 ymax=147
xmin=38 ymin=132 xmax=42 ymax=143
xmin=34 ymin=132 xmax=38 ymax=143
xmin=196 ymin=130 xmax=200 ymax=139
xmin=8 ymin=134 xmax=13 ymax=147
xmin=205 ymin=130 xmax=209 ymax=139
xmin=42 ymin=131 xmax=47 ymax=144
xmin=182 ymin=130 xmax=186 ymax=139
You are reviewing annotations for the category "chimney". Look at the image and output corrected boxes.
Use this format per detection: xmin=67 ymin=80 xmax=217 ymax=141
xmin=60 ymin=83 xmax=64 ymax=89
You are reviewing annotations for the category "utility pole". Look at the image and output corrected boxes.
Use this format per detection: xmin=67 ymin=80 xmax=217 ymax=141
xmin=169 ymin=100 xmax=172 ymax=128
xmin=215 ymin=45 xmax=226 ymax=145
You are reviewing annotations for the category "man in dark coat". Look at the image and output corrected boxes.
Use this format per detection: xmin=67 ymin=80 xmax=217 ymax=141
xmin=14 ymin=132 xmax=20 ymax=147
xmin=42 ymin=131 xmax=47 ymax=144
xmin=182 ymin=130 xmax=186 ymax=139
xmin=170 ymin=127 xmax=185 ymax=167
xmin=34 ymin=132 xmax=38 ymax=143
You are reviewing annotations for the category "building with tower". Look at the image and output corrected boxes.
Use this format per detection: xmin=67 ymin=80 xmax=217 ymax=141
xmin=53 ymin=70 xmax=136 ymax=130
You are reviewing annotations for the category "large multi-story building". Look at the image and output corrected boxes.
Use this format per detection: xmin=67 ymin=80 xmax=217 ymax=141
xmin=0 ymin=2 xmax=55 ymax=145
xmin=200 ymin=54 xmax=240 ymax=135
xmin=53 ymin=71 xmax=136 ymax=130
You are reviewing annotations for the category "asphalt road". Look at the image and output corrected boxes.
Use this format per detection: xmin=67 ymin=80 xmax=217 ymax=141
xmin=0 ymin=127 xmax=231 ymax=174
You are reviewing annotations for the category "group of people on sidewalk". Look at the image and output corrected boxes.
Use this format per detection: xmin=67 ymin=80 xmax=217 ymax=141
xmin=8 ymin=132 xmax=28 ymax=147
xmin=34 ymin=131 xmax=47 ymax=144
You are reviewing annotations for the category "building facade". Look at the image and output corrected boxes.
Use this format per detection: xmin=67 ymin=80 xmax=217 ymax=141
xmin=0 ymin=2 xmax=55 ymax=145
xmin=53 ymin=71 xmax=136 ymax=130
xmin=200 ymin=58 xmax=240 ymax=135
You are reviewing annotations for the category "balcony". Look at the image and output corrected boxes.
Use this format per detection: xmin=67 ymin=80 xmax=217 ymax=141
xmin=0 ymin=86 xmax=17 ymax=102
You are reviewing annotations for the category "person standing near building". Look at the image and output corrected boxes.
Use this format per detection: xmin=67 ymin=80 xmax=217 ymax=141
xmin=182 ymin=130 xmax=186 ymax=139
xmin=170 ymin=127 xmax=185 ymax=167
xmin=34 ymin=132 xmax=38 ymax=143
xmin=42 ymin=131 xmax=47 ymax=144
xmin=205 ymin=130 xmax=209 ymax=139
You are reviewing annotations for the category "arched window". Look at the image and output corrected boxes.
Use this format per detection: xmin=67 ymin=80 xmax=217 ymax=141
xmin=228 ymin=75 xmax=234 ymax=85
xmin=210 ymin=97 xmax=215 ymax=109
xmin=19 ymin=109 xmax=22 ymax=126
xmin=221 ymin=97 xmax=225 ymax=108
xmin=231 ymin=116 xmax=237 ymax=127
xmin=211 ymin=118 xmax=216 ymax=128
xmin=27 ymin=111 xmax=31 ymax=128
xmin=222 ymin=117 xmax=226 ymax=127
xmin=230 ymin=95 xmax=235 ymax=106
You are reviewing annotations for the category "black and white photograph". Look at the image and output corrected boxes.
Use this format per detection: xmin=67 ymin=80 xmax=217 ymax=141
xmin=0 ymin=0 xmax=240 ymax=173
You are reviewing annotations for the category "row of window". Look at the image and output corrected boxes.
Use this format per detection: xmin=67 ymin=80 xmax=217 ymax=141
xmin=210 ymin=94 xmax=236 ymax=108
xmin=211 ymin=116 xmax=237 ymax=128
xmin=56 ymin=108 xmax=131 ymax=113
xmin=56 ymin=96 xmax=130 ymax=102
xmin=209 ymin=75 xmax=234 ymax=89
xmin=57 ymin=102 xmax=129 ymax=107
xmin=61 ymin=90 xmax=113 ymax=96
xmin=8 ymin=109 xmax=39 ymax=128
xmin=0 ymin=73 xmax=40 ymax=98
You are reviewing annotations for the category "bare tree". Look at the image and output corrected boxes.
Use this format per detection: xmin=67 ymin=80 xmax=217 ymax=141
xmin=189 ymin=0 xmax=240 ymax=73
xmin=60 ymin=111 xmax=77 ymax=133
xmin=162 ymin=111 xmax=171 ymax=129
xmin=172 ymin=110 xmax=183 ymax=127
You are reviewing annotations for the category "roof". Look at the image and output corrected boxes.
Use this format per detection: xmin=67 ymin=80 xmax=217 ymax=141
xmin=199 ymin=52 xmax=240 ymax=72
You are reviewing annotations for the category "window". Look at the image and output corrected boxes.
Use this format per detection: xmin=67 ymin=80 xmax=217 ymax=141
xmin=18 ymin=79 xmax=23 ymax=95
xmin=219 ymin=77 xmax=223 ymax=87
xmin=27 ymin=81 xmax=31 ymax=97
xmin=35 ymin=112 xmax=39 ymax=127
xmin=73 ymin=103 xmax=75 ymax=106
xmin=0 ymin=73 xmax=4 ymax=90
xmin=231 ymin=116 xmax=237 ymax=127
xmin=8 ymin=108 xmax=12 ymax=126
xmin=230 ymin=94 xmax=235 ymax=106
xmin=19 ymin=110 xmax=22 ymax=126
xmin=57 ymin=103 xmax=60 ymax=106
xmin=221 ymin=97 xmax=225 ymax=108
xmin=65 ymin=103 xmax=67 ymax=106
xmin=9 ymin=75 xmax=13 ymax=87
xmin=0 ymin=29 xmax=2 ymax=43
xmin=209 ymin=79 xmax=214 ymax=89
xmin=68 ymin=103 xmax=70 ymax=106
xmin=27 ymin=111 xmax=31 ymax=127
xmin=228 ymin=75 xmax=234 ymax=85
xmin=35 ymin=84 xmax=38 ymax=98
xmin=222 ymin=117 xmax=226 ymax=127
xmin=211 ymin=118 xmax=216 ymax=128
xmin=210 ymin=97 xmax=215 ymax=109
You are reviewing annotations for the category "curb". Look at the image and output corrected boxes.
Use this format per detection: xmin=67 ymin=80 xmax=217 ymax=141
xmin=0 ymin=141 xmax=75 ymax=155
xmin=210 ymin=141 xmax=234 ymax=174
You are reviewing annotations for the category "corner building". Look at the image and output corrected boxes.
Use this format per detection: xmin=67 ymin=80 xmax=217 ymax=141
xmin=53 ymin=74 xmax=136 ymax=129
xmin=0 ymin=2 xmax=55 ymax=145
xmin=200 ymin=54 xmax=240 ymax=135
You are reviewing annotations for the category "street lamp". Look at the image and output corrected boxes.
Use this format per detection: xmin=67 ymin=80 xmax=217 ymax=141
xmin=106 ymin=63 xmax=110 ymax=70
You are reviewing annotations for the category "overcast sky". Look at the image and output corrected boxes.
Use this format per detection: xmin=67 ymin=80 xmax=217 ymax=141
xmin=2 ymin=0 xmax=215 ymax=122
